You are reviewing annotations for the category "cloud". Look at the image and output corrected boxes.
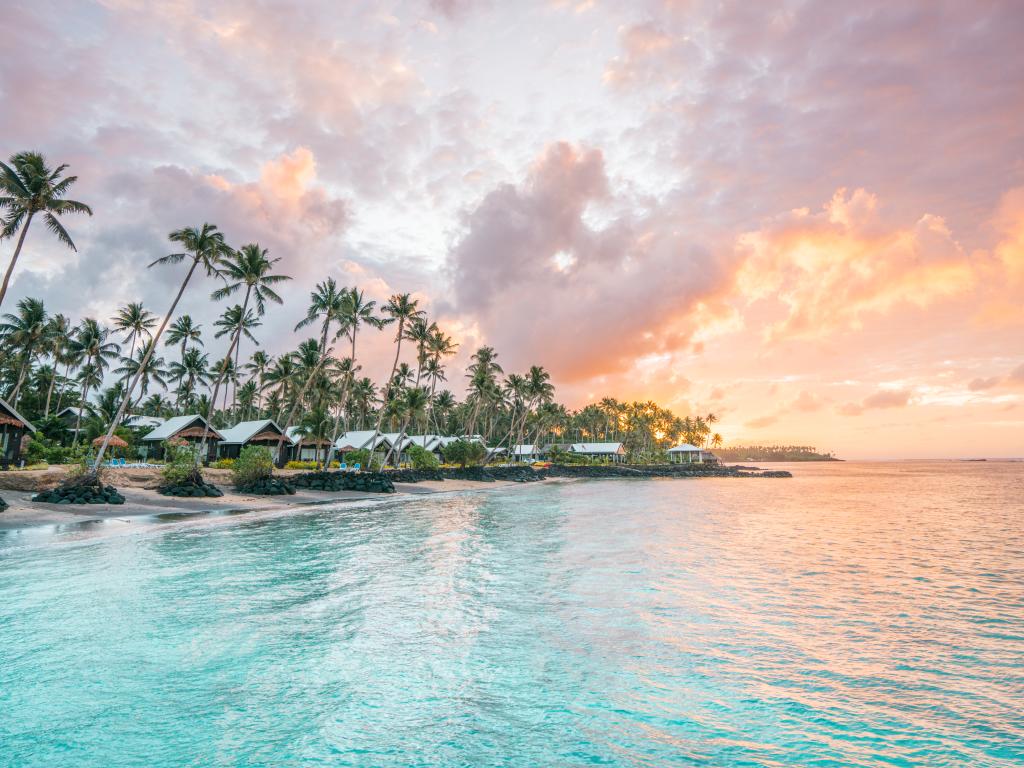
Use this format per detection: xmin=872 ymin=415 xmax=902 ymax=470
xmin=448 ymin=141 xmax=735 ymax=380
xmin=745 ymin=414 xmax=778 ymax=429
xmin=862 ymin=389 xmax=913 ymax=409
xmin=1009 ymin=363 xmax=1024 ymax=385
xmin=791 ymin=390 xmax=823 ymax=412
xmin=968 ymin=377 xmax=1001 ymax=391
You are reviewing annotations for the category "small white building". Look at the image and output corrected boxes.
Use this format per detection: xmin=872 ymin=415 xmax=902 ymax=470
xmin=285 ymin=426 xmax=334 ymax=462
xmin=217 ymin=419 xmax=292 ymax=461
xmin=511 ymin=444 xmax=540 ymax=463
xmin=569 ymin=442 xmax=626 ymax=462
xmin=667 ymin=443 xmax=704 ymax=463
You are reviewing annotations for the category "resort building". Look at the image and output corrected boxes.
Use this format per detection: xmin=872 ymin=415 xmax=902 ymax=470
xmin=123 ymin=414 xmax=165 ymax=431
xmin=285 ymin=427 xmax=334 ymax=463
xmin=140 ymin=415 xmax=223 ymax=462
xmin=54 ymin=405 xmax=90 ymax=440
xmin=0 ymin=396 xmax=34 ymax=469
xmin=667 ymin=443 xmax=705 ymax=463
xmin=216 ymin=419 xmax=292 ymax=462
xmin=511 ymin=444 xmax=540 ymax=463
xmin=568 ymin=442 xmax=626 ymax=462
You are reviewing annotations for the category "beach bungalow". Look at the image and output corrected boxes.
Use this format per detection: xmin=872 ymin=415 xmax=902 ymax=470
xmin=140 ymin=415 xmax=224 ymax=462
xmin=333 ymin=430 xmax=395 ymax=463
xmin=217 ymin=419 xmax=292 ymax=462
xmin=54 ymin=405 xmax=91 ymax=440
xmin=402 ymin=434 xmax=446 ymax=462
xmin=568 ymin=442 xmax=626 ymax=463
xmin=0 ymin=396 xmax=34 ymax=469
xmin=667 ymin=443 xmax=704 ymax=463
xmin=511 ymin=444 xmax=540 ymax=463
xmin=284 ymin=427 xmax=335 ymax=463
xmin=123 ymin=414 xmax=165 ymax=431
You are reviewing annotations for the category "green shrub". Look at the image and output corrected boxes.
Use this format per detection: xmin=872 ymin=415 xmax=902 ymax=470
xmin=162 ymin=444 xmax=202 ymax=486
xmin=232 ymin=446 xmax=274 ymax=487
xmin=441 ymin=439 xmax=487 ymax=468
xmin=548 ymin=447 xmax=592 ymax=465
xmin=406 ymin=444 xmax=440 ymax=470
xmin=343 ymin=448 xmax=370 ymax=467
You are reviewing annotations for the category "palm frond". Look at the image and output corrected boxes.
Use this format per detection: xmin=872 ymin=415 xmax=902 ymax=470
xmin=149 ymin=252 xmax=189 ymax=267
xmin=43 ymin=213 xmax=76 ymax=250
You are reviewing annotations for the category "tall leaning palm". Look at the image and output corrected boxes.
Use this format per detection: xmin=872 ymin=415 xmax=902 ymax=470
xmin=93 ymin=223 xmax=232 ymax=469
xmin=0 ymin=152 xmax=92 ymax=308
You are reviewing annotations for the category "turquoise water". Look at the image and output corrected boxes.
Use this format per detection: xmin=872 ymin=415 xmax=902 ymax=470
xmin=1 ymin=462 xmax=1023 ymax=767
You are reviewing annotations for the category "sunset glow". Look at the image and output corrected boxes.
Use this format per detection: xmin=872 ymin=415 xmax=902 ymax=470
xmin=2 ymin=0 xmax=1022 ymax=458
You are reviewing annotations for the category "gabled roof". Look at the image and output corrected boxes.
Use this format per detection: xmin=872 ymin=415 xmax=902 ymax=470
xmin=401 ymin=434 xmax=443 ymax=451
xmin=512 ymin=444 xmax=538 ymax=456
xmin=569 ymin=442 xmax=625 ymax=454
xmin=123 ymin=414 xmax=165 ymax=430
xmin=55 ymin=405 xmax=89 ymax=419
xmin=668 ymin=443 xmax=703 ymax=452
xmin=285 ymin=426 xmax=333 ymax=445
xmin=142 ymin=414 xmax=222 ymax=442
xmin=0 ymin=396 xmax=35 ymax=433
xmin=219 ymin=419 xmax=291 ymax=445
xmin=334 ymin=430 xmax=390 ymax=451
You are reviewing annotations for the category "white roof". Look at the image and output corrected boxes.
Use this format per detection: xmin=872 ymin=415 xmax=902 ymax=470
xmin=286 ymin=426 xmax=334 ymax=444
xmin=123 ymin=414 xmax=165 ymax=429
xmin=570 ymin=442 xmax=624 ymax=454
xmin=0 ymin=396 xmax=35 ymax=433
xmin=334 ymin=430 xmax=390 ymax=451
xmin=512 ymin=444 xmax=538 ymax=456
xmin=219 ymin=419 xmax=290 ymax=445
xmin=401 ymin=434 xmax=443 ymax=451
xmin=668 ymin=443 xmax=703 ymax=452
xmin=141 ymin=414 xmax=215 ymax=441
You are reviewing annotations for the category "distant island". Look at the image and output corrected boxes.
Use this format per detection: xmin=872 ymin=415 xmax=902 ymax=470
xmin=716 ymin=445 xmax=840 ymax=462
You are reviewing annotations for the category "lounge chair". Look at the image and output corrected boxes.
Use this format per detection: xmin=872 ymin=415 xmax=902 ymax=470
xmin=339 ymin=462 xmax=347 ymax=471
xmin=353 ymin=463 xmax=361 ymax=472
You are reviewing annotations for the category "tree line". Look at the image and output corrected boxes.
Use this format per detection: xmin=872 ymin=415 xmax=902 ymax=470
xmin=1 ymin=151 xmax=723 ymax=466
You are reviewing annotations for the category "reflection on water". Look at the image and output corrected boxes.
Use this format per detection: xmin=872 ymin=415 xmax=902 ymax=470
xmin=1 ymin=461 xmax=1022 ymax=767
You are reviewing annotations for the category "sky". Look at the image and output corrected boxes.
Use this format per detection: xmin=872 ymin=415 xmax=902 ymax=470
xmin=2 ymin=0 xmax=1023 ymax=459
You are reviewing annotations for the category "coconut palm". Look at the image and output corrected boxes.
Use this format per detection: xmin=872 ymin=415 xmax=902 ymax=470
xmin=210 ymin=304 xmax=261 ymax=410
xmin=0 ymin=297 xmax=49 ymax=406
xmin=114 ymin=339 xmax=168 ymax=412
xmin=94 ymin=223 xmax=232 ymax=467
xmin=0 ymin=152 xmax=92 ymax=308
xmin=165 ymin=314 xmax=203 ymax=360
xmin=464 ymin=346 xmax=503 ymax=438
xmin=42 ymin=312 xmax=72 ymax=416
xmin=169 ymin=347 xmax=210 ymax=409
xmin=384 ymin=387 xmax=430 ymax=466
xmin=243 ymin=350 xmax=272 ymax=411
xmin=68 ymin=318 xmax=120 ymax=442
xmin=369 ymin=293 xmax=421 ymax=444
xmin=112 ymin=302 xmax=157 ymax=368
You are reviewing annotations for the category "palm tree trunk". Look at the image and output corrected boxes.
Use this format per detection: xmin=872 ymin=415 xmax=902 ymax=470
xmin=54 ymin=360 xmax=72 ymax=414
xmin=0 ymin=213 xmax=34 ymax=309
xmin=371 ymin=327 xmax=404 ymax=450
xmin=93 ymin=258 xmax=200 ymax=469
xmin=199 ymin=288 xmax=251 ymax=459
xmin=43 ymin=364 xmax=58 ymax=417
xmin=325 ymin=328 xmax=358 ymax=465
xmin=10 ymin=352 xmax=32 ymax=406
xmin=72 ymin=379 xmax=89 ymax=447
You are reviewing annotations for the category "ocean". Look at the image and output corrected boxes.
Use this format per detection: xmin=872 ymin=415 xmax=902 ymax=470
xmin=1 ymin=461 xmax=1022 ymax=766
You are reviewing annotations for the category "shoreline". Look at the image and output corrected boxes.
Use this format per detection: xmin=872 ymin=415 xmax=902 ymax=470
xmin=0 ymin=476 xmax=541 ymax=533
xmin=0 ymin=462 xmax=788 ymax=533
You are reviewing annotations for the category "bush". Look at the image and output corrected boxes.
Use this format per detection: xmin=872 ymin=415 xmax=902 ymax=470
xmin=441 ymin=439 xmax=487 ymax=468
xmin=548 ymin=447 xmax=592 ymax=465
xmin=212 ymin=458 xmax=236 ymax=469
xmin=406 ymin=444 xmax=440 ymax=470
xmin=343 ymin=448 xmax=370 ymax=467
xmin=232 ymin=446 xmax=274 ymax=488
xmin=162 ymin=444 xmax=202 ymax=486
xmin=285 ymin=460 xmax=318 ymax=470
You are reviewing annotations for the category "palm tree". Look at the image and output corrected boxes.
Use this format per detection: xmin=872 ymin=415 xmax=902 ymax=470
xmin=0 ymin=297 xmax=49 ymax=406
xmin=42 ymin=312 xmax=71 ymax=416
xmin=244 ymin=350 xmax=272 ymax=411
xmin=324 ymin=287 xmax=385 ymax=462
xmin=273 ymin=280 xmax=349 ymax=460
xmin=114 ymin=339 xmax=168 ymax=412
xmin=94 ymin=223 xmax=231 ymax=467
xmin=211 ymin=304 xmax=261 ymax=407
xmin=348 ymin=377 xmax=376 ymax=429
xmin=165 ymin=314 xmax=203 ymax=360
xmin=206 ymin=244 xmax=290 ymax=424
xmin=169 ymin=347 xmax=210 ymax=410
xmin=112 ymin=302 xmax=157 ymax=369
xmin=0 ymin=152 xmax=92 ymax=308
xmin=68 ymin=318 xmax=120 ymax=442
xmin=464 ymin=346 xmax=503 ymax=438
xmin=370 ymin=293 xmax=422 ymax=444
xmin=384 ymin=387 xmax=429 ymax=466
